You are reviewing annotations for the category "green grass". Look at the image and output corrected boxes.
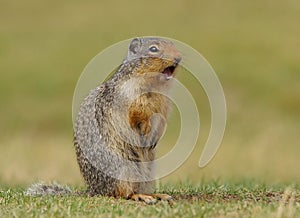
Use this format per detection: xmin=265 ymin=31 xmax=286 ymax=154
xmin=1 ymin=182 xmax=299 ymax=218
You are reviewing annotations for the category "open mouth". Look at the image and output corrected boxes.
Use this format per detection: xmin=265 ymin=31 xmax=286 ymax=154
xmin=161 ymin=64 xmax=177 ymax=80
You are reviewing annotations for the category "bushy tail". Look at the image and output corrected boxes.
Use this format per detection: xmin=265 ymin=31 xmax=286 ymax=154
xmin=25 ymin=182 xmax=72 ymax=196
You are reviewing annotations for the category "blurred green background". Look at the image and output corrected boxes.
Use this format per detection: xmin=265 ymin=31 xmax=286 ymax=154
xmin=0 ymin=0 xmax=299 ymax=186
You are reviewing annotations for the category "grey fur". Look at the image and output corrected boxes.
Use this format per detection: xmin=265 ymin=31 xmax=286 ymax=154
xmin=25 ymin=182 xmax=71 ymax=196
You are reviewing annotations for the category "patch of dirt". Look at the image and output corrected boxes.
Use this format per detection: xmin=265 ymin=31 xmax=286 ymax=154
xmin=171 ymin=190 xmax=299 ymax=204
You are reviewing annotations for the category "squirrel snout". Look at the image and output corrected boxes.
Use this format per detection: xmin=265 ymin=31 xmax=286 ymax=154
xmin=174 ymin=57 xmax=182 ymax=65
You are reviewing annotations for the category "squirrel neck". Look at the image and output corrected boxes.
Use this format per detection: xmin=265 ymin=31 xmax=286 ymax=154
xmin=103 ymin=58 xmax=147 ymax=102
xmin=106 ymin=58 xmax=142 ymax=87
xmin=100 ymin=57 xmax=173 ymax=111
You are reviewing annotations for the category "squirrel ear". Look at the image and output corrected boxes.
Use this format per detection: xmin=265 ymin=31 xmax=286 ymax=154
xmin=129 ymin=38 xmax=141 ymax=54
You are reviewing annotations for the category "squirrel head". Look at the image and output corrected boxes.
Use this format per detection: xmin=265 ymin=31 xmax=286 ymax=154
xmin=126 ymin=37 xmax=182 ymax=80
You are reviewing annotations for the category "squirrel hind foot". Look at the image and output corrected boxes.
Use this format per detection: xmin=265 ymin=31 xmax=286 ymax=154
xmin=129 ymin=193 xmax=173 ymax=205
xmin=130 ymin=193 xmax=157 ymax=204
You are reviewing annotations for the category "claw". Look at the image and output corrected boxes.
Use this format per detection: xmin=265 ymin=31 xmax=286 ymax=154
xmin=129 ymin=193 xmax=173 ymax=205
xmin=151 ymin=193 xmax=172 ymax=201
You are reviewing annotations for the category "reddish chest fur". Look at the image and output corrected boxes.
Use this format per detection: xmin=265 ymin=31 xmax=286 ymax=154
xmin=128 ymin=93 xmax=169 ymax=137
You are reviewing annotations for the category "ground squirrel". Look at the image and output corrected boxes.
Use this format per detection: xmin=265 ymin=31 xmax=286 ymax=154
xmin=26 ymin=37 xmax=182 ymax=204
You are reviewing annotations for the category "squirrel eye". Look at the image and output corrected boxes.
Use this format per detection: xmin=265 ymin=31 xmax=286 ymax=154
xmin=149 ymin=45 xmax=159 ymax=53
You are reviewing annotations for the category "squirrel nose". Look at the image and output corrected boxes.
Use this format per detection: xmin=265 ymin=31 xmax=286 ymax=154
xmin=174 ymin=57 xmax=182 ymax=64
